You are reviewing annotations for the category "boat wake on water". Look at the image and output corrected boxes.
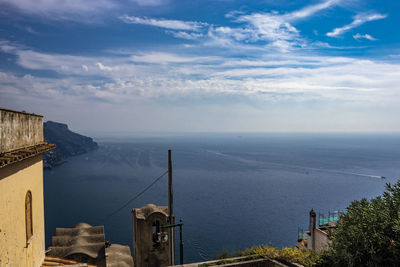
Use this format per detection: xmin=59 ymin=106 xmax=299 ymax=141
xmin=206 ymin=150 xmax=386 ymax=180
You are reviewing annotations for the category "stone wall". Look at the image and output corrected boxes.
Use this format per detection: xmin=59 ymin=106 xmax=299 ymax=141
xmin=133 ymin=204 xmax=172 ymax=267
xmin=0 ymin=108 xmax=44 ymax=153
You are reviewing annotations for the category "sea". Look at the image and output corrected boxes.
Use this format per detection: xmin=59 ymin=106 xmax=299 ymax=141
xmin=43 ymin=133 xmax=400 ymax=263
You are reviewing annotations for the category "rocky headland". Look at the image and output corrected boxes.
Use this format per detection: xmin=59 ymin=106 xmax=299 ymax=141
xmin=43 ymin=121 xmax=98 ymax=169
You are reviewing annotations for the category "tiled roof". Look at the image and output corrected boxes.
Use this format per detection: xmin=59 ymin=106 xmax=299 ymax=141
xmin=47 ymin=223 xmax=106 ymax=266
xmin=0 ymin=107 xmax=43 ymax=117
xmin=315 ymin=227 xmax=329 ymax=236
xmin=41 ymin=256 xmax=97 ymax=266
xmin=0 ymin=143 xmax=55 ymax=168
xmin=47 ymin=223 xmax=133 ymax=267
xmin=295 ymin=239 xmax=308 ymax=249
xmin=105 ymin=244 xmax=134 ymax=267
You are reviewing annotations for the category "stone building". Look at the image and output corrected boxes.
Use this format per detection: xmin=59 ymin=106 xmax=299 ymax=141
xmin=0 ymin=108 xmax=55 ymax=267
xmin=132 ymin=204 xmax=173 ymax=267
xmin=296 ymin=209 xmax=339 ymax=252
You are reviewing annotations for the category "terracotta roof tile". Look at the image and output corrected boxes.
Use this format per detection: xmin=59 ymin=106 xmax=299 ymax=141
xmin=0 ymin=143 xmax=55 ymax=168
xmin=41 ymin=256 xmax=97 ymax=267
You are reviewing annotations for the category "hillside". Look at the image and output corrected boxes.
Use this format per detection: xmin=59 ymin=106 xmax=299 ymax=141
xmin=43 ymin=121 xmax=98 ymax=168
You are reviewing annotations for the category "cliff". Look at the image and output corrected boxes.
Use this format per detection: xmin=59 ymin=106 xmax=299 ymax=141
xmin=43 ymin=121 xmax=98 ymax=168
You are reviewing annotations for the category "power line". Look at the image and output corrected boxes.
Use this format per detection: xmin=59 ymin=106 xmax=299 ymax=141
xmin=102 ymin=170 xmax=168 ymax=221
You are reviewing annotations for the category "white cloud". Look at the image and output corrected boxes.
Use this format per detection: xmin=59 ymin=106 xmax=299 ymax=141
xmin=327 ymin=13 xmax=387 ymax=37
xmin=286 ymin=0 xmax=339 ymax=20
xmin=0 ymin=0 xmax=169 ymax=22
xmin=15 ymin=49 xmax=94 ymax=73
xmin=166 ymin=31 xmax=203 ymax=40
xmin=118 ymin=0 xmax=339 ymax=51
xmin=2 ymin=40 xmax=400 ymax=107
xmin=0 ymin=40 xmax=19 ymax=53
xmin=353 ymin=33 xmax=377 ymax=41
xmin=119 ymin=15 xmax=207 ymax=31
xmin=213 ymin=12 xmax=300 ymax=51
xmin=0 ymin=0 xmax=117 ymax=20
xmin=130 ymin=52 xmax=215 ymax=64
xmin=2 ymin=43 xmax=400 ymax=132
xmin=209 ymin=0 xmax=339 ymax=51
xmin=96 ymin=62 xmax=114 ymax=71
xmin=25 ymin=26 xmax=37 ymax=34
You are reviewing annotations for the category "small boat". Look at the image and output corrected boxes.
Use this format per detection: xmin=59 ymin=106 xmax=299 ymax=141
xmin=381 ymin=176 xmax=386 ymax=179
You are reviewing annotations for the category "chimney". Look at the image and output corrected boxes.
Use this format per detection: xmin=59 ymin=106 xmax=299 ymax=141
xmin=309 ymin=209 xmax=316 ymax=251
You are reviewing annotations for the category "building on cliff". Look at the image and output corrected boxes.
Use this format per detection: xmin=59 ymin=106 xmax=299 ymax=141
xmin=296 ymin=209 xmax=341 ymax=252
xmin=0 ymin=108 xmax=55 ymax=267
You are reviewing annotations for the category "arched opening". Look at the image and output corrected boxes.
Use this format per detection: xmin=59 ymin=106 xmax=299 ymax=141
xmin=25 ymin=191 xmax=33 ymax=243
xmin=152 ymin=220 xmax=161 ymax=247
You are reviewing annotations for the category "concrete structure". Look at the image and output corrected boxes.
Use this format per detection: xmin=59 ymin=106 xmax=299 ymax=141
xmin=0 ymin=108 xmax=55 ymax=267
xmin=308 ymin=209 xmax=316 ymax=251
xmin=0 ymin=108 xmax=45 ymax=152
xmin=132 ymin=204 xmax=173 ymax=267
xmin=47 ymin=222 xmax=133 ymax=267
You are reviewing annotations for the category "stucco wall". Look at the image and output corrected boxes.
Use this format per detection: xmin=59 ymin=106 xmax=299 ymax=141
xmin=0 ymin=155 xmax=45 ymax=267
xmin=0 ymin=109 xmax=44 ymax=153
xmin=312 ymin=229 xmax=330 ymax=252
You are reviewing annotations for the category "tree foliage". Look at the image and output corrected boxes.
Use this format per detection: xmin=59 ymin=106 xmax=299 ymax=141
xmin=320 ymin=181 xmax=400 ymax=266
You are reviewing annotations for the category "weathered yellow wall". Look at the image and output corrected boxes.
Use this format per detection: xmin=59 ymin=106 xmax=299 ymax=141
xmin=0 ymin=155 xmax=45 ymax=267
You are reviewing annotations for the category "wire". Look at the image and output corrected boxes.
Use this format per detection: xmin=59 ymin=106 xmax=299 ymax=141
xmin=102 ymin=170 xmax=168 ymax=221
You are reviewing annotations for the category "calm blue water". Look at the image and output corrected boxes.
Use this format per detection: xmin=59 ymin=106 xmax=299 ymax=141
xmin=44 ymin=134 xmax=400 ymax=263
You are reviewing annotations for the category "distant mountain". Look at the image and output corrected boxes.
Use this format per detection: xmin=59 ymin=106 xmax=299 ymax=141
xmin=43 ymin=121 xmax=98 ymax=169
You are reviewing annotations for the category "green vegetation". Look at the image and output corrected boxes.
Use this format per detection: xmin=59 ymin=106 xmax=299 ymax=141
xmin=209 ymin=245 xmax=319 ymax=267
xmin=320 ymin=181 xmax=400 ymax=266
xmin=198 ymin=255 xmax=261 ymax=266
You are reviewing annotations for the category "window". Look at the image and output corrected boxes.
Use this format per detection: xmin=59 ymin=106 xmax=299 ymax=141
xmin=25 ymin=191 xmax=33 ymax=243
xmin=152 ymin=220 xmax=161 ymax=247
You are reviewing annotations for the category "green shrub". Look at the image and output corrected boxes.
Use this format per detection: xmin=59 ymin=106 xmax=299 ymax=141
xmin=319 ymin=181 xmax=400 ymax=267
xmin=218 ymin=249 xmax=233 ymax=259
xmin=199 ymin=255 xmax=261 ymax=266
xmin=214 ymin=245 xmax=319 ymax=267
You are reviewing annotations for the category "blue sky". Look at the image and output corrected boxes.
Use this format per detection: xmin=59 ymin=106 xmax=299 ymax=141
xmin=1 ymin=0 xmax=400 ymax=134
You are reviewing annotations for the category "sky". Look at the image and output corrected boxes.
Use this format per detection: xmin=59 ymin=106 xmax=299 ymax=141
xmin=1 ymin=0 xmax=400 ymax=135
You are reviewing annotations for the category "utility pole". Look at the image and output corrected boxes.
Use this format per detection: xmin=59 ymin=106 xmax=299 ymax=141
xmin=168 ymin=149 xmax=175 ymax=265
xmin=179 ymin=220 xmax=183 ymax=265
